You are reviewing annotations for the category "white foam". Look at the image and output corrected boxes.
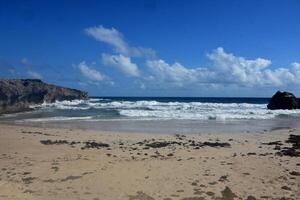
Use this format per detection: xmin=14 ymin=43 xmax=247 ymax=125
xmin=31 ymin=99 xmax=90 ymax=110
xmin=30 ymin=98 xmax=300 ymax=121
xmin=114 ymin=101 xmax=300 ymax=120
xmin=20 ymin=116 xmax=93 ymax=122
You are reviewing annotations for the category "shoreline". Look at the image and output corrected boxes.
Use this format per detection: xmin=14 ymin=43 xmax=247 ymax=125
xmin=0 ymin=123 xmax=299 ymax=200
xmin=2 ymin=117 xmax=300 ymax=135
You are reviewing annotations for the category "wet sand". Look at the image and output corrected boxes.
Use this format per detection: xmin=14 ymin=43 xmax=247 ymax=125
xmin=0 ymin=124 xmax=299 ymax=200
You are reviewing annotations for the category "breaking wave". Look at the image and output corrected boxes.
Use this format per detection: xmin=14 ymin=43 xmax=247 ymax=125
xmin=22 ymin=98 xmax=300 ymax=121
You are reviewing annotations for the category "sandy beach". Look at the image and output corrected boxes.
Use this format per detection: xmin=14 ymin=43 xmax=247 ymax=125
xmin=2 ymin=0 xmax=300 ymax=199
xmin=0 ymin=124 xmax=299 ymax=200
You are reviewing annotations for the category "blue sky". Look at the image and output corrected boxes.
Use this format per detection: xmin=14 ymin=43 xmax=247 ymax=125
xmin=1 ymin=0 xmax=300 ymax=97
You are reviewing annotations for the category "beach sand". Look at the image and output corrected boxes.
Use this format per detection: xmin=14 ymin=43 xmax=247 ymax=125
xmin=0 ymin=123 xmax=299 ymax=200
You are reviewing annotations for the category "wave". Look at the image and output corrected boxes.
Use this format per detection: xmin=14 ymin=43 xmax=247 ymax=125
xmin=31 ymin=100 xmax=90 ymax=110
xmin=118 ymin=108 xmax=300 ymax=120
xmin=24 ymin=98 xmax=300 ymax=121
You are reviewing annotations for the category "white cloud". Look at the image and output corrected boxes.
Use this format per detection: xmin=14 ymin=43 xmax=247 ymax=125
xmin=85 ymin=25 xmax=129 ymax=55
xmin=27 ymin=71 xmax=42 ymax=79
xmin=292 ymin=62 xmax=300 ymax=69
xmin=291 ymin=62 xmax=300 ymax=85
xmin=85 ymin=25 xmax=156 ymax=58
xmin=207 ymin=47 xmax=272 ymax=86
xmin=102 ymin=54 xmax=140 ymax=77
xmin=130 ymin=47 xmax=157 ymax=59
xmin=146 ymin=59 xmax=210 ymax=86
xmin=77 ymin=61 xmax=108 ymax=82
xmin=84 ymin=25 xmax=300 ymax=91
xmin=146 ymin=47 xmax=300 ymax=88
xmin=207 ymin=48 xmax=299 ymax=87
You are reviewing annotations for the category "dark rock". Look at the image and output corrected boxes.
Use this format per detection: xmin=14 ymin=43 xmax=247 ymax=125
xmin=276 ymin=148 xmax=300 ymax=157
xmin=274 ymin=145 xmax=281 ymax=150
xmin=145 ymin=141 xmax=181 ymax=148
xmin=289 ymin=171 xmax=300 ymax=176
xmin=281 ymin=186 xmax=291 ymax=191
xmin=22 ymin=177 xmax=36 ymax=184
xmin=145 ymin=141 xmax=170 ymax=148
xmin=141 ymin=139 xmax=230 ymax=150
xmin=262 ymin=141 xmax=283 ymax=146
xmin=286 ymin=134 xmax=300 ymax=149
xmin=202 ymin=142 xmax=231 ymax=148
xmin=267 ymin=91 xmax=300 ymax=110
xmin=69 ymin=141 xmax=80 ymax=145
xmin=276 ymin=134 xmax=300 ymax=157
xmin=40 ymin=139 xmax=83 ymax=148
xmin=0 ymin=79 xmax=87 ymax=114
xmin=82 ymin=141 xmax=110 ymax=149
xmin=40 ymin=140 xmax=69 ymax=145
xmin=219 ymin=175 xmax=228 ymax=182
xmin=220 ymin=186 xmax=237 ymax=200
xmin=246 ymin=195 xmax=257 ymax=200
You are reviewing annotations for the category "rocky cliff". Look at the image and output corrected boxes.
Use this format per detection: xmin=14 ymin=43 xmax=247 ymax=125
xmin=0 ymin=79 xmax=88 ymax=114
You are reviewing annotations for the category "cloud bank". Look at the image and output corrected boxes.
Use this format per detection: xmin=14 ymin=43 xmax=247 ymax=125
xmin=83 ymin=25 xmax=300 ymax=91
xmin=146 ymin=47 xmax=300 ymax=88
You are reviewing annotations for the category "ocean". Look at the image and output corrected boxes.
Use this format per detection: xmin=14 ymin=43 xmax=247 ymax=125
xmin=1 ymin=97 xmax=300 ymax=134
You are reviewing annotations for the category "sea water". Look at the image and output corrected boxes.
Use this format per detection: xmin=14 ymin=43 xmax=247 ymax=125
xmin=1 ymin=97 xmax=300 ymax=134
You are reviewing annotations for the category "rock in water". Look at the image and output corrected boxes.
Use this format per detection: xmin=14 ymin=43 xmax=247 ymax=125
xmin=0 ymin=79 xmax=88 ymax=114
xmin=267 ymin=91 xmax=300 ymax=110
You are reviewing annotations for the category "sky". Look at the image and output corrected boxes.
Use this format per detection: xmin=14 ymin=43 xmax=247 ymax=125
xmin=0 ymin=0 xmax=300 ymax=97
